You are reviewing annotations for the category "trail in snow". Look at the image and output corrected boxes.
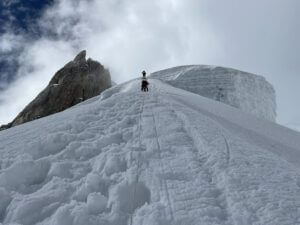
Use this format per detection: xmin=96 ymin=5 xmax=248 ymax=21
xmin=148 ymin=81 xmax=300 ymax=224
xmin=0 ymin=79 xmax=300 ymax=225
xmin=129 ymin=93 xmax=145 ymax=225
xmin=150 ymin=100 xmax=175 ymax=221
xmin=137 ymin=90 xmax=232 ymax=225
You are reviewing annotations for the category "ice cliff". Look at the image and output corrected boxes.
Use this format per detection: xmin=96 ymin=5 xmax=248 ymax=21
xmin=151 ymin=65 xmax=276 ymax=122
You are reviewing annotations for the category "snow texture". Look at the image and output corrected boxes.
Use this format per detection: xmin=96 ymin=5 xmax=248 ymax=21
xmin=0 ymin=78 xmax=299 ymax=225
xmin=151 ymin=65 xmax=277 ymax=122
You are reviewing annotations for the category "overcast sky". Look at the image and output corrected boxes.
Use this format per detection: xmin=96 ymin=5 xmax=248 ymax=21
xmin=0 ymin=0 xmax=299 ymax=130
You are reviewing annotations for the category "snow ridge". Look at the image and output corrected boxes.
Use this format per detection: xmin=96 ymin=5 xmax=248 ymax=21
xmin=0 ymin=79 xmax=299 ymax=225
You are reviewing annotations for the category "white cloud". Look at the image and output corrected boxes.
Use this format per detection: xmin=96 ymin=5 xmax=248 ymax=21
xmin=0 ymin=33 xmax=24 ymax=52
xmin=1 ymin=0 xmax=20 ymax=7
xmin=38 ymin=0 xmax=221 ymax=80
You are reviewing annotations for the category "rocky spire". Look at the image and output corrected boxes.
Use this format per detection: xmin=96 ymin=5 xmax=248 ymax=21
xmin=73 ymin=50 xmax=87 ymax=64
xmin=0 ymin=50 xmax=112 ymax=130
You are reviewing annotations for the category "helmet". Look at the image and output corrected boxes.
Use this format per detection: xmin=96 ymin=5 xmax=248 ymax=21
xmin=142 ymin=70 xmax=146 ymax=76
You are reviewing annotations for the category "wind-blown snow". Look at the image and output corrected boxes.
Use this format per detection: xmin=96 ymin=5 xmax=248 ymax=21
xmin=151 ymin=65 xmax=277 ymax=122
xmin=0 ymin=79 xmax=299 ymax=225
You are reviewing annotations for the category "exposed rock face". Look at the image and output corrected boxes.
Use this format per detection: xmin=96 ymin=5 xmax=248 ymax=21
xmin=1 ymin=50 xmax=111 ymax=130
xmin=151 ymin=65 xmax=276 ymax=122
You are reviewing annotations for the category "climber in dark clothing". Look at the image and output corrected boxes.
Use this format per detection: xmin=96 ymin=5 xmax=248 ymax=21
xmin=142 ymin=80 xmax=149 ymax=92
xmin=141 ymin=70 xmax=149 ymax=92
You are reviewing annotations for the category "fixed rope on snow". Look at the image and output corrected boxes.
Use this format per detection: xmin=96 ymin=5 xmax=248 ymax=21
xmin=129 ymin=94 xmax=145 ymax=225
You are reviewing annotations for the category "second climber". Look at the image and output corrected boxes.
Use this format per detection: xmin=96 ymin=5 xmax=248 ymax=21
xmin=141 ymin=70 xmax=149 ymax=92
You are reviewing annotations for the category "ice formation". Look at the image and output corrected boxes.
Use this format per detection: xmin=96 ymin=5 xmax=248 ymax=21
xmin=151 ymin=65 xmax=276 ymax=121
xmin=0 ymin=79 xmax=299 ymax=225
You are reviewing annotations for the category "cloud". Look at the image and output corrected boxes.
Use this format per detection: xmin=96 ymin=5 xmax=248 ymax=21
xmin=38 ymin=0 xmax=221 ymax=79
xmin=0 ymin=0 xmax=299 ymax=128
xmin=0 ymin=33 xmax=24 ymax=52
xmin=1 ymin=0 xmax=20 ymax=7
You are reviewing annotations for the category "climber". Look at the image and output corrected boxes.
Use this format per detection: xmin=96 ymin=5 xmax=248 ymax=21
xmin=141 ymin=70 xmax=149 ymax=92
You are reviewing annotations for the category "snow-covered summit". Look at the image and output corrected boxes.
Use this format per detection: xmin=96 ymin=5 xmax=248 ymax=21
xmin=0 ymin=79 xmax=299 ymax=225
xmin=151 ymin=65 xmax=276 ymax=122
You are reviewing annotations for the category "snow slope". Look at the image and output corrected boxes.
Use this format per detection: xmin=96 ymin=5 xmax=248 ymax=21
xmin=151 ymin=65 xmax=276 ymax=122
xmin=0 ymin=79 xmax=300 ymax=225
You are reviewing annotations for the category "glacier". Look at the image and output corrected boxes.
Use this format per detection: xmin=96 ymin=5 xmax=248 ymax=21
xmin=0 ymin=79 xmax=300 ymax=225
xmin=151 ymin=65 xmax=277 ymax=122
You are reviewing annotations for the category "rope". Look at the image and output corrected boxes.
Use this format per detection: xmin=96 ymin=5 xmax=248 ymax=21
xmin=129 ymin=93 xmax=145 ymax=225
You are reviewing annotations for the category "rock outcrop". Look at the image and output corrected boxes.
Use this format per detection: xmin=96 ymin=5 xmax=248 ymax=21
xmin=151 ymin=65 xmax=276 ymax=122
xmin=1 ymin=50 xmax=111 ymax=130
